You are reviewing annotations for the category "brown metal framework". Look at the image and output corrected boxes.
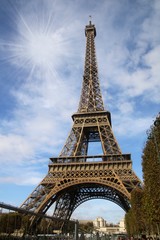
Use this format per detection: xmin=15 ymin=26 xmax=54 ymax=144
xmin=21 ymin=21 xmax=141 ymax=223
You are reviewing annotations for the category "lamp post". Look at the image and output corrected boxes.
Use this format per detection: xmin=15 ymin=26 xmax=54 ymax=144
xmin=74 ymin=220 xmax=79 ymax=240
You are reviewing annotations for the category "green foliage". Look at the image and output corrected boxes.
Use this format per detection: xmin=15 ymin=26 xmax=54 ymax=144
xmin=131 ymin=188 xmax=145 ymax=234
xmin=0 ymin=212 xmax=75 ymax=236
xmin=0 ymin=212 xmax=22 ymax=234
xmin=142 ymin=113 xmax=160 ymax=234
xmin=125 ymin=188 xmax=145 ymax=236
xmin=79 ymin=221 xmax=94 ymax=233
xmin=125 ymin=209 xmax=134 ymax=236
xmin=125 ymin=113 xmax=160 ymax=237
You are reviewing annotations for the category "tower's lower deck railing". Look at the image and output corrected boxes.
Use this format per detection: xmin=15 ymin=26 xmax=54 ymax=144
xmin=50 ymin=154 xmax=131 ymax=164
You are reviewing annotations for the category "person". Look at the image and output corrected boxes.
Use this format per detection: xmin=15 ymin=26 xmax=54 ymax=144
xmin=141 ymin=234 xmax=147 ymax=240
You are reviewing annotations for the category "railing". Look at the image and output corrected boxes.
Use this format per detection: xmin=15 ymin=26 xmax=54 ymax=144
xmin=49 ymin=154 xmax=131 ymax=164
xmin=0 ymin=202 xmax=77 ymax=240
xmin=0 ymin=202 xmax=127 ymax=240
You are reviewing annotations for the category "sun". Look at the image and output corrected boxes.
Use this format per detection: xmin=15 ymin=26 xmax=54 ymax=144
xmin=0 ymin=3 xmax=70 ymax=80
xmin=19 ymin=30 xmax=58 ymax=69
xmin=26 ymin=33 xmax=54 ymax=66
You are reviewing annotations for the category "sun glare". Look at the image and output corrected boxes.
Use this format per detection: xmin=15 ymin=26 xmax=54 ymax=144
xmin=25 ymin=32 xmax=55 ymax=67
xmin=0 ymin=3 xmax=71 ymax=80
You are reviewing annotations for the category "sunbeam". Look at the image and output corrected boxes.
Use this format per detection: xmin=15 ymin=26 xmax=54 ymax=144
xmin=0 ymin=0 xmax=77 ymax=83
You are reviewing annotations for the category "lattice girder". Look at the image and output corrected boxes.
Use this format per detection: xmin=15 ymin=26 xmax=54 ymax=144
xmin=21 ymin=160 xmax=140 ymax=219
xmin=59 ymin=127 xmax=82 ymax=157
xmin=44 ymin=183 xmax=130 ymax=222
xmin=78 ymin=23 xmax=104 ymax=112
xmin=54 ymin=183 xmax=130 ymax=218
xmin=59 ymin=112 xmax=122 ymax=160
xmin=20 ymin=176 xmax=55 ymax=212
xmin=67 ymin=184 xmax=130 ymax=212
xmin=20 ymin=21 xmax=142 ymax=227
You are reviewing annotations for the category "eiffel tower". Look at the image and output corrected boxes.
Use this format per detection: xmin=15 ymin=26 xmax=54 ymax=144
xmin=21 ymin=21 xmax=141 ymax=224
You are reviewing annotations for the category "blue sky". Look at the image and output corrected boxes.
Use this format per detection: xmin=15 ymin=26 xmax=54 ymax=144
xmin=0 ymin=0 xmax=160 ymax=224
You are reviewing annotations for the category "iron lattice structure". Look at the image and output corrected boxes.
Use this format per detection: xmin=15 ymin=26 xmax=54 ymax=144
xmin=21 ymin=21 xmax=141 ymax=224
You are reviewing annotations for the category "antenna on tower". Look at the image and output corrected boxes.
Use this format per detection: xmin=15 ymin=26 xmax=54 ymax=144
xmin=89 ymin=15 xmax=92 ymax=25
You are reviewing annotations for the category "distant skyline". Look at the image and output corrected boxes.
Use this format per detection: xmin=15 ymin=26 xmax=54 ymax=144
xmin=0 ymin=0 xmax=160 ymax=224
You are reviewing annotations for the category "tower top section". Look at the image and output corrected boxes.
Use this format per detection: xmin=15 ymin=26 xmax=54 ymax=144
xmin=77 ymin=21 xmax=105 ymax=113
xmin=85 ymin=20 xmax=96 ymax=37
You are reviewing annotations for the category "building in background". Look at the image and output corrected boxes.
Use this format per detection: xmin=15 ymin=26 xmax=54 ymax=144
xmin=94 ymin=217 xmax=126 ymax=234
xmin=93 ymin=217 xmax=106 ymax=228
xmin=80 ymin=217 xmax=126 ymax=235
xmin=119 ymin=218 xmax=126 ymax=233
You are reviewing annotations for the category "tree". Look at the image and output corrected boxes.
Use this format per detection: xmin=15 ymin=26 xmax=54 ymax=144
xmin=142 ymin=113 xmax=160 ymax=235
xmin=131 ymin=188 xmax=145 ymax=235
xmin=0 ymin=212 xmax=22 ymax=235
xmin=79 ymin=221 xmax=94 ymax=233
xmin=125 ymin=209 xmax=134 ymax=237
xmin=125 ymin=113 xmax=160 ymax=237
xmin=125 ymin=188 xmax=145 ymax=237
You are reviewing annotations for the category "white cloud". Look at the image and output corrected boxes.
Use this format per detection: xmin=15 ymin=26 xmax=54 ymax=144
xmin=0 ymin=134 xmax=33 ymax=163
xmin=117 ymin=100 xmax=134 ymax=115
xmin=113 ymin=115 xmax=152 ymax=137
xmin=72 ymin=200 xmax=125 ymax=223
xmin=0 ymin=168 xmax=45 ymax=185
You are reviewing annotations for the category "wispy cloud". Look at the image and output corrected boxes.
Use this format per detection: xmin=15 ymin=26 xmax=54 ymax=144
xmin=72 ymin=200 xmax=125 ymax=223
